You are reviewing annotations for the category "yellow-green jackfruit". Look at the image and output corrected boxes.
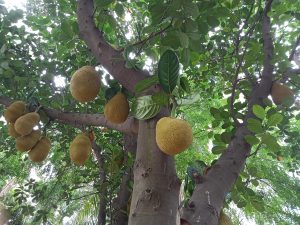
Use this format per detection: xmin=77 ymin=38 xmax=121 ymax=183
xmin=28 ymin=136 xmax=51 ymax=162
xmin=8 ymin=123 xmax=20 ymax=138
xmin=3 ymin=101 xmax=26 ymax=123
xmin=70 ymin=66 xmax=100 ymax=102
xmin=219 ymin=211 xmax=233 ymax=225
xmin=70 ymin=133 xmax=91 ymax=166
xmin=156 ymin=117 xmax=193 ymax=156
xmin=271 ymin=82 xmax=294 ymax=105
xmin=14 ymin=112 xmax=40 ymax=136
xmin=16 ymin=130 xmax=41 ymax=152
xmin=104 ymin=92 xmax=129 ymax=124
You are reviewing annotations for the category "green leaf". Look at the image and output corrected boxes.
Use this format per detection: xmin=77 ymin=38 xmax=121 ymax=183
xmin=177 ymin=31 xmax=189 ymax=48
xmin=134 ymin=75 xmax=159 ymax=93
xmin=95 ymin=0 xmax=114 ymax=7
xmin=244 ymin=135 xmax=260 ymax=146
xmin=179 ymin=76 xmax=190 ymax=93
xmin=260 ymin=133 xmax=281 ymax=152
xmin=183 ymin=1 xmax=199 ymax=19
xmin=152 ymin=92 xmax=169 ymax=106
xmin=267 ymin=113 xmax=283 ymax=127
xmin=253 ymin=105 xmax=265 ymax=120
xmin=247 ymin=118 xmax=264 ymax=133
xmin=132 ymin=95 xmax=161 ymax=120
xmin=211 ymin=146 xmax=227 ymax=154
xmin=221 ymin=132 xmax=232 ymax=144
xmin=158 ymin=50 xmax=180 ymax=94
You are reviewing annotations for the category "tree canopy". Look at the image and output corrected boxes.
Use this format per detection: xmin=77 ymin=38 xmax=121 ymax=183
xmin=0 ymin=0 xmax=299 ymax=225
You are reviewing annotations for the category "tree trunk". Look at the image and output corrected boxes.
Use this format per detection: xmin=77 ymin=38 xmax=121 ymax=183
xmin=128 ymin=119 xmax=181 ymax=225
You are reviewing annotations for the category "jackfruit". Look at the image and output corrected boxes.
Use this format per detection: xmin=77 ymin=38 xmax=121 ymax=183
xmin=28 ymin=136 xmax=51 ymax=162
xmin=104 ymin=92 xmax=129 ymax=124
xmin=219 ymin=211 xmax=233 ymax=225
xmin=8 ymin=123 xmax=20 ymax=138
xmin=3 ymin=101 xmax=26 ymax=122
xmin=70 ymin=66 xmax=101 ymax=102
xmin=271 ymin=82 xmax=294 ymax=105
xmin=70 ymin=133 xmax=91 ymax=166
xmin=14 ymin=112 xmax=40 ymax=136
xmin=16 ymin=130 xmax=41 ymax=152
xmin=156 ymin=117 xmax=193 ymax=156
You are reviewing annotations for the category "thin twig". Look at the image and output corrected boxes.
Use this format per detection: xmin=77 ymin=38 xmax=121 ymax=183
xmin=288 ymin=35 xmax=300 ymax=61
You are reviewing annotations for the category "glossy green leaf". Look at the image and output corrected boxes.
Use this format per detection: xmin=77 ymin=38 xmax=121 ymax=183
xmin=253 ymin=105 xmax=265 ymax=120
xmin=261 ymin=133 xmax=281 ymax=152
xmin=211 ymin=146 xmax=227 ymax=154
xmin=132 ymin=95 xmax=161 ymax=120
xmin=267 ymin=113 xmax=283 ymax=127
xmin=152 ymin=92 xmax=169 ymax=106
xmin=247 ymin=118 xmax=264 ymax=134
xmin=244 ymin=135 xmax=260 ymax=146
xmin=134 ymin=75 xmax=159 ymax=93
xmin=158 ymin=50 xmax=180 ymax=94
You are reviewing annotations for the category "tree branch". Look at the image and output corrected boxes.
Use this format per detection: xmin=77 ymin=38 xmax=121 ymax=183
xmin=76 ymin=0 xmax=148 ymax=92
xmin=181 ymin=1 xmax=275 ymax=224
xmin=0 ymin=95 xmax=138 ymax=134
xmin=288 ymin=35 xmax=300 ymax=61
xmin=92 ymin=142 xmax=107 ymax=225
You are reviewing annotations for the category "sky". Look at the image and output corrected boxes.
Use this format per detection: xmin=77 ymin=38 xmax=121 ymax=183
xmin=4 ymin=0 xmax=27 ymax=10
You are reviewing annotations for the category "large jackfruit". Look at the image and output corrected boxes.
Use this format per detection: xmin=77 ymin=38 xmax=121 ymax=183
xmin=104 ymin=92 xmax=129 ymax=124
xmin=28 ymin=136 xmax=51 ymax=162
xmin=3 ymin=101 xmax=26 ymax=123
xmin=70 ymin=66 xmax=101 ymax=102
xmin=156 ymin=117 xmax=193 ymax=156
xmin=8 ymin=123 xmax=20 ymax=138
xmin=271 ymin=82 xmax=294 ymax=105
xmin=16 ymin=130 xmax=41 ymax=152
xmin=14 ymin=112 xmax=40 ymax=136
xmin=219 ymin=211 xmax=233 ymax=225
xmin=70 ymin=133 xmax=91 ymax=166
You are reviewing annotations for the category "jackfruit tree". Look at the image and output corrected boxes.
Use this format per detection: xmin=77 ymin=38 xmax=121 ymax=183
xmin=0 ymin=0 xmax=299 ymax=225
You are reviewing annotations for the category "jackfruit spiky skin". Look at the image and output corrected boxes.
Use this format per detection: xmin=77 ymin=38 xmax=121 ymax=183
xmin=3 ymin=101 xmax=26 ymax=123
xmin=28 ymin=136 xmax=51 ymax=162
xmin=70 ymin=133 xmax=91 ymax=166
xmin=14 ymin=112 xmax=40 ymax=136
xmin=16 ymin=130 xmax=41 ymax=152
xmin=271 ymin=82 xmax=294 ymax=105
xmin=8 ymin=123 xmax=20 ymax=138
xmin=104 ymin=92 xmax=129 ymax=124
xmin=70 ymin=66 xmax=100 ymax=102
xmin=156 ymin=117 xmax=193 ymax=156
xmin=219 ymin=211 xmax=233 ymax=225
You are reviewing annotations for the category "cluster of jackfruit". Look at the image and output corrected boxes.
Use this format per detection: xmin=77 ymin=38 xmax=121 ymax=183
xmin=4 ymin=101 xmax=51 ymax=163
xmin=271 ymin=81 xmax=294 ymax=106
xmin=70 ymin=66 xmax=101 ymax=103
xmin=69 ymin=133 xmax=92 ymax=166
xmin=156 ymin=117 xmax=193 ymax=156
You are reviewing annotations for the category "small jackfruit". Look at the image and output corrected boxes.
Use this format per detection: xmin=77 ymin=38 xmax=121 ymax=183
xmin=3 ymin=101 xmax=26 ymax=123
xmin=156 ymin=117 xmax=193 ymax=156
xmin=70 ymin=66 xmax=101 ymax=102
xmin=16 ymin=130 xmax=41 ymax=152
xmin=104 ymin=92 xmax=129 ymax=124
xmin=28 ymin=136 xmax=51 ymax=162
xmin=219 ymin=211 xmax=233 ymax=225
xmin=271 ymin=82 xmax=294 ymax=105
xmin=14 ymin=112 xmax=40 ymax=136
xmin=70 ymin=133 xmax=91 ymax=166
xmin=8 ymin=123 xmax=20 ymax=138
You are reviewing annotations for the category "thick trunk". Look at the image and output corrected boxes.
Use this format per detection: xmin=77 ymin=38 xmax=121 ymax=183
xmin=112 ymin=134 xmax=137 ymax=225
xmin=128 ymin=119 xmax=181 ymax=225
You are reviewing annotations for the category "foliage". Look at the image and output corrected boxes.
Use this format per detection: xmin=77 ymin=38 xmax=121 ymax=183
xmin=0 ymin=0 xmax=299 ymax=224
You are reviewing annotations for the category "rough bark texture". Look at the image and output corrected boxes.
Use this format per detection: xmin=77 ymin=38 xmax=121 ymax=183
xmin=77 ymin=0 xmax=148 ymax=92
xmin=0 ymin=95 xmax=138 ymax=134
xmin=128 ymin=119 xmax=181 ymax=225
xmin=92 ymin=143 xmax=107 ymax=225
xmin=112 ymin=134 xmax=137 ymax=225
xmin=181 ymin=1 xmax=275 ymax=224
